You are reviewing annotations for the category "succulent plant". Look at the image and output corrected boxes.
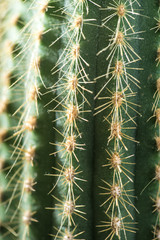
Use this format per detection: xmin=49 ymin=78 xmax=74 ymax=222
xmin=0 ymin=0 xmax=160 ymax=240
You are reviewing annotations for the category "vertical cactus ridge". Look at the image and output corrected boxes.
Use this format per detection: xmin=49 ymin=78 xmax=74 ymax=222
xmin=0 ymin=1 xmax=22 ymax=239
xmin=45 ymin=1 xmax=100 ymax=239
xmin=152 ymin=3 xmax=160 ymax=239
xmin=135 ymin=1 xmax=160 ymax=240
xmin=2 ymin=1 xmax=160 ymax=240
xmin=94 ymin=0 xmax=142 ymax=239
xmin=134 ymin=1 xmax=160 ymax=240
xmin=1 ymin=1 xmax=53 ymax=239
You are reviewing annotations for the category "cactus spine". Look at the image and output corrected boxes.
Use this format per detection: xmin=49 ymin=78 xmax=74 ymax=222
xmin=94 ymin=0 xmax=142 ymax=239
xmin=0 ymin=0 xmax=21 ymax=238
xmin=47 ymin=1 xmax=99 ymax=239
xmin=151 ymin=3 xmax=160 ymax=239
xmin=153 ymin=4 xmax=160 ymax=240
xmin=1 ymin=1 xmax=54 ymax=239
xmin=2 ymin=1 xmax=160 ymax=240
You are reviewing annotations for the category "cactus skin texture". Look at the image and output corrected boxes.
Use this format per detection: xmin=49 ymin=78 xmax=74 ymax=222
xmin=1 ymin=0 xmax=160 ymax=240
xmin=135 ymin=1 xmax=160 ymax=240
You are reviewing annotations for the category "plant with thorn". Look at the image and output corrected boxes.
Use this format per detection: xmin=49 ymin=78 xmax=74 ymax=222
xmin=1 ymin=1 xmax=160 ymax=240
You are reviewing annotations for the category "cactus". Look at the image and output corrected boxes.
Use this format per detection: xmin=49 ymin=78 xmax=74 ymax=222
xmin=1 ymin=0 xmax=160 ymax=240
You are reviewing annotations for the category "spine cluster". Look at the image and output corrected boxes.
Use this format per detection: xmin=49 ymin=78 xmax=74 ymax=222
xmin=2 ymin=1 xmax=49 ymax=239
xmin=151 ymin=2 xmax=160 ymax=239
xmin=96 ymin=0 xmax=141 ymax=239
xmin=0 ymin=0 xmax=20 ymax=238
xmin=47 ymin=0 xmax=98 ymax=239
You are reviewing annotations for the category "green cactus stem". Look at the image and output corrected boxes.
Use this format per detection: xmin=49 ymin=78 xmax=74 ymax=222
xmin=93 ymin=0 xmax=142 ymax=239
xmin=1 ymin=1 xmax=160 ymax=240
xmin=135 ymin=1 xmax=160 ymax=240
xmin=45 ymin=1 xmax=100 ymax=239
